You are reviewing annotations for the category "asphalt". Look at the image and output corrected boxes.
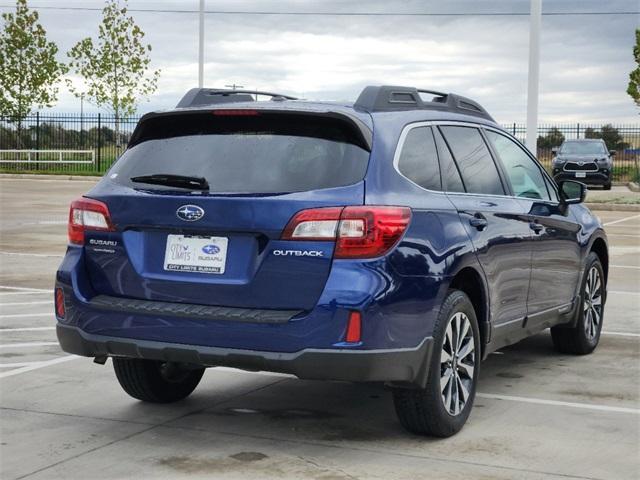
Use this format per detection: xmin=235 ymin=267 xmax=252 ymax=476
xmin=0 ymin=178 xmax=638 ymax=480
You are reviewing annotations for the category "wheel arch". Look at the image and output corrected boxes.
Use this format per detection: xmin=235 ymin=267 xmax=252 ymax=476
xmin=589 ymin=234 xmax=609 ymax=285
xmin=448 ymin=266 xmax=490 ymax=356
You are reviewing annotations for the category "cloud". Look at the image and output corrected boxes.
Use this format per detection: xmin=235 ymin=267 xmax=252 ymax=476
xmin=4 ymin=0 xmax=638 ymax=122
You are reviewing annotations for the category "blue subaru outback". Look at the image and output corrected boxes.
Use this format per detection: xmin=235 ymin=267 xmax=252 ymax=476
xmin=55 ymin=86 xmax=608 ymax=437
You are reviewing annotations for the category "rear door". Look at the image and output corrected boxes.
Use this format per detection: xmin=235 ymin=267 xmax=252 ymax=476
xmin=437 ymin=125 xmax=533 ymax=328
xmin=484 ymin=129 xmax=582 ymax=315
xmin=84 ymin=110 xmax=371 ymax=310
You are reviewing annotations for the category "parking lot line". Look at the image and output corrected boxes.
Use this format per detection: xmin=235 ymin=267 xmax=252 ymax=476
xmin=0 ymin=341 xmax=59 ymax=349
xmin=0 ymin=300 xmax=51 ymax=307
xmin=0 ymin=313 xmax=51 ymax=319
xmin=610 ymin=264 xmax=640 ymax=269
xmin=476 ymin=392 xmax=640 ymax=415
xmin=602 ymin=331 xmax=640 ymax=337
xmin=0 ymin=291 xmax=49 ymax=296
xmin=0 ymin=251 xmax=62 ymax=258
xmin=0 ymin=361 xmax=59 ymax=368
xmin=0 ymin=285 xmax=49 ymax=292
xmin=0 ymin=327 xmax=56 ymax=332
xmin=603 ymin=213 xmax=640 ymax=226
xmin=605 ymin=233 xmax=640 ymax=237
xmin=0 ymin=355 xmax=78 ymax=379
xmin=608 ymin=290 xmax=640 ymax=296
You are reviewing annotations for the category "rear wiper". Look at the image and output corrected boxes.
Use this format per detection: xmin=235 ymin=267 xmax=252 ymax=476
xmin=130 ymin=174 xmax=209 ymax=191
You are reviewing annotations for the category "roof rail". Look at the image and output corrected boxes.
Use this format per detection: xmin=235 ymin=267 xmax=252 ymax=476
xmin=176 ymin=88 xmax=297 ymax=108
xmin=353 ymin=85 xmax=494 ymax=122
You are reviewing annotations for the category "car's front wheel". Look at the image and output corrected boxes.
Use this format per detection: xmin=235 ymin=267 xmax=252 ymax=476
xmin=392 ymin=290 xmax=480 ymax=437
xmin=113 ymin=358 xmax=205 ymax=403
xmin=551 ymin=252 xmax=605 ymax=354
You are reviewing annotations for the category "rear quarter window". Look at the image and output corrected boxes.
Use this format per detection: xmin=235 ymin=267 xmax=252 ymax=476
xmin=396 ymin=126 xmax=441 ymax=191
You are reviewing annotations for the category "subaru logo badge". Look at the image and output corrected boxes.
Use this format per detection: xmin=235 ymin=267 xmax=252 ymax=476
xmin=176 ymin=205 xmax=204 ymax=222
xmin=202 ymin=244 xmax=220 ymax=254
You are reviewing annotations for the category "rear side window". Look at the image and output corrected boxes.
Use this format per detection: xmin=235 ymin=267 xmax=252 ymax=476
xmin=397 ymin=126 xmax=441 ymax=191
xmin=433 ymin=127 xmax=465 ymax=193
xmin=110 ymin=112 xmax=370 ymax=194
xmin=441 ymin=126 xmax=505 ymax=196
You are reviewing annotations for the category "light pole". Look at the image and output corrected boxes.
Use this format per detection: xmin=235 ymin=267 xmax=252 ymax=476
xmin=198 ymin=0 xmax=204 ymax=87
xmin=525 ymin=0 xmax=542 ymax=155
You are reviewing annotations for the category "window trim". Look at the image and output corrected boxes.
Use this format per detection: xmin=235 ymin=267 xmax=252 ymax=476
xmin=392 ymin=120 xmax=561 ymax=205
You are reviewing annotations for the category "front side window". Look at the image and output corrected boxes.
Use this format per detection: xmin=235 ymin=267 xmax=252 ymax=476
xmin=397 ymin=126 xmax=441 ymax=191
xmin=486 ymin=130 xmax=550 ymax=201
xmin=440 ymin=126 xmax=505 ymax=196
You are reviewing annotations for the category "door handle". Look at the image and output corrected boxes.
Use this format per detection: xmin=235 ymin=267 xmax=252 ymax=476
xmin=529 ymin=222 xmax=544 ymax=234
xmin=469 ymin=213 xmax=488 ymax=230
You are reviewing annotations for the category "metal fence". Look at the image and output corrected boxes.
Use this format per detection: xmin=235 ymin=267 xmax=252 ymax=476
xmin=1 ymin=114 xmax=639 ymax=181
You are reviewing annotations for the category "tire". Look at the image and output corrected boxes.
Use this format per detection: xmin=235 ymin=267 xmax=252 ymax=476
xmin=551 ymin=252 xmax=605 ymax=355
xmin=392 ymin=290 xmax=481 ymax=437
xmin=112 ymin=358 xmax=205 ymax=403
xmin=603 ymin=182 xmax=612 ymax=191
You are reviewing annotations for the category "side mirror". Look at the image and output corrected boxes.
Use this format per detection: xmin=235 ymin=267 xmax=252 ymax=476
xmin=551 ymin=147 xmax=559 ymax=154
xmin=609 ymin=150 xmax=616 ymax=156
xmin=559 ymin=180 xmax=587 ymax=205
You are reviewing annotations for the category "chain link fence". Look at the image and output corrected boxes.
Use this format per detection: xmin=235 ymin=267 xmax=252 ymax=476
xmin=1 ymin=114 xmax=639 ymax=181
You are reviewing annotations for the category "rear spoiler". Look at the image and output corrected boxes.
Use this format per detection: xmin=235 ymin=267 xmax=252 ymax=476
xmin=128 ymin=108 xmax=373 ymax=151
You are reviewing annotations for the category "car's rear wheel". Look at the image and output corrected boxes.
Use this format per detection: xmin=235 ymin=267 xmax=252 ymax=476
xmin=113 ymin=358 xmax=205 ymax=403
xmin=551 ymin=252 xmax=605 ymax=354
xmin=392 ymin=290 xmax=480 ymax=437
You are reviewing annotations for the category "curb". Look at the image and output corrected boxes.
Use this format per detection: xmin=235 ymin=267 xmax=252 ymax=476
xmin=628 ymin=182 xmax=640 ymax=193
xmin=0 ymin=173 xmax=102 ymax=181
xmin=585 ymin=203 xmax=640 ymax=212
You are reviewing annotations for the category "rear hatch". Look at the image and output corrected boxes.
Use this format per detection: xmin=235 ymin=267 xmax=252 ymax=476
xmin=83 ymin=109 xmax=371 ymax=310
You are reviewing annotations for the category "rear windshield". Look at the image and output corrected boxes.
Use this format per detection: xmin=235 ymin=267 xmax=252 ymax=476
xmin=109 ymin=112 xmax=370 ymax=194
xmin=559 ymin=141 xmax=607 ymax=155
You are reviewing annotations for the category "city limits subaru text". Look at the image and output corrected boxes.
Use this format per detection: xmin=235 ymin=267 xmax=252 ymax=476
xmin=55 ymin=86 xmax=609 ymax=437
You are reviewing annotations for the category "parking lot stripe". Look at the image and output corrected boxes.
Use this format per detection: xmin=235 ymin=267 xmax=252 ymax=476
xmin=602 ymin=331 xmax=640 ymax=337
xmin=0 ymin=355 xmax=78 ymax=379
xmin=0 ymin=313 xmax=51 ymax=319
xmin=0 ymin=251 xmax=62 ymax=258
xmin=0 ymin=361 xmax=59 ymax=368
xmin=476 ymin=392 xmax=640 ymax=415
xmin=605 ymin=233 xmax=640 ymax=237
xmin=0 ymin=285 xmax=49 ymax=292
xmin=608 ymin=290 xmax=640 ymax=296
xmin=0 ymin=291 xmax=49 ymax=296
xmin=0 ymin=300 xmax=51 ymax=307
xmin=0 ymin=327 xmax=56 ymax=332
xmin=603 ymin=213 xmax=640 ymax=226
xmin=610 ymin=264 xmax=640 ymax=269
xmin=0 ymin=341 xmax=58 ymax=348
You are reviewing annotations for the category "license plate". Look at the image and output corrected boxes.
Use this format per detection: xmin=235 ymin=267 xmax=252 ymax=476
xmin=163 ymin=235 xmax=228 ymax=274
xmin=575 ymin=172 xmax=586 ymax=178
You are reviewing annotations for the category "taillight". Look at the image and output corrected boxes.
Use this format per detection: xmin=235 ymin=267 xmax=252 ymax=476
xmin=68 ymin=197 xmax=115 ymax=245
xmin=281 ymin=206 xmax=411 ymax=259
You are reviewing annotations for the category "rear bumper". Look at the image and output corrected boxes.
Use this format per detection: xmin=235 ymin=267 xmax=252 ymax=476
xmin=57 ymin=324 xmax=434 ymax=385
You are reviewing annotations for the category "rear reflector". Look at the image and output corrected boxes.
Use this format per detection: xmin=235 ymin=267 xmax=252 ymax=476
xmin=281 ymin=206 xmax=411 ymax=259
xmin=68 ymin=197 xmax=115 ymax=245
xmin=345 ymin=311 xmax=362 ymax=343
xmin=55 ymin=287 xmax=65 ymax=319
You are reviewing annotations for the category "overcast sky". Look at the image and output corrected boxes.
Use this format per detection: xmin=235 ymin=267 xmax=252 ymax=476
xmin=2 ymin=0 xmax=639 ymax=123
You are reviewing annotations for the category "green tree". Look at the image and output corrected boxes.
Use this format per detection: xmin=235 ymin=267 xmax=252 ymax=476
xmin=537 ymin=127 xmax=565 ymax=149
xmin=584 ymin=124 xmax=629 ymax=151
xmin=67 ymin=0 xmax=159 ymax=147
xmin=0 ymin=0 xmax=66 ymax=146
xmin=627 ymin=28 xmax=640 ymax=108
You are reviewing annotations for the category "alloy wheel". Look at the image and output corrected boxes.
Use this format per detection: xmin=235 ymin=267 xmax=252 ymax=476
xmin=583 ymin=266 xmax=603 ymax=340
xmin=440 ymin=312 xmax=476 ymax=416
